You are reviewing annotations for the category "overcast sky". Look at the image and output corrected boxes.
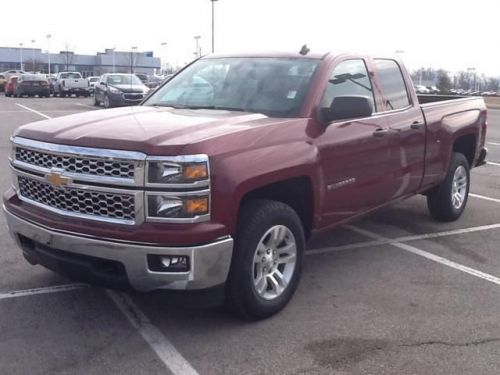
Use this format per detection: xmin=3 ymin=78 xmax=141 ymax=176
xmin=2 ymin=0 xmax=499 ymax=75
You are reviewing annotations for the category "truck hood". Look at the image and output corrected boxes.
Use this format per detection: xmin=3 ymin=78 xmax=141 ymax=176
xmin=14 ymin=106 xmax=291 ymax=155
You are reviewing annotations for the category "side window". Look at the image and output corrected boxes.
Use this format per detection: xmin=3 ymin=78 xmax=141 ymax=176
xmin=320 ymin=59 xmax=375 ymax=111
xmin=374 ymin=59 xmax=410 ymax=110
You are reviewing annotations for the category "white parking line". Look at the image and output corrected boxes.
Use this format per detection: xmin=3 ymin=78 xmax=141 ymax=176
xmin=488 ymin=142 xmax=500 ymax=146
xmin=15 ymin=103 xmax=51 ymax=119
xmin=307 ymin=222 xmax=500 ymax=256
xmin=76 ymin=103 xmax=97 ymax=109
xmin=347 ymin=225 xmax=500 ymax=287
xmin=487 ymin=161 xmax=500 ymax=167
xmin=106 ymin=290 xmax=199 ymax=375
xmin=0 ymin=283 xmax=88 ymax=300
xmin=470 ymin=193 xmax=500 ymax=204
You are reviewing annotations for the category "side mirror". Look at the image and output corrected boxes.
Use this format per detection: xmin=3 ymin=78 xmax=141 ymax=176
xmin=100 ymin=82 xmax=107 ymax=86
xmin=320 ymin=96 xmax=373 ymax=123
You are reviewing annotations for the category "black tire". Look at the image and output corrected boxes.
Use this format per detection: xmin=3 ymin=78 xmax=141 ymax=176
xmin=427 ymin=152 xmax=470 ymax=222
xmin=226 ymin=200 xmax=305 ymax=320
xmin=103 ymin=94 xmax=112 ymax=108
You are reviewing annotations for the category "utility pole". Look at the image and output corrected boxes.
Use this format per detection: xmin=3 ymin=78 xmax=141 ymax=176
xmin=131 ymin=46 xmax=137 ymax=73
xmin=46 ymin=34 xmax=51 ymax=76
xmin=31 ymin=39 xmax=36 ymax=72
xmin=161 ymin=42 xmax=167 ymax=74
xmin=210 ymin=0 xmax=218 ymax=53
xmin=194 ymin=36 xmax=201 ymax=58
xmin=19 ymin=43 xmax=23 ymax=71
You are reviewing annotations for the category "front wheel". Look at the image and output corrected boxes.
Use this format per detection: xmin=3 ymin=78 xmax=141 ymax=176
xmin=226 ymin=200 xmax=305 ymax=320
xmin=103 ymin=94 xmax=112 ymax=108
xmin=427 ymin=152 xmax=470 ymax=222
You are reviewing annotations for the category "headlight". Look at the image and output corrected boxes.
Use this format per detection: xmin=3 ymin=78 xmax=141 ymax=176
xmin=146 ymin=193 xmax=209 ymax=221
xmin=108 ymin=86 xmax=122 ymax=94
xmin=146 ymin=155 xmax=209 ymax=186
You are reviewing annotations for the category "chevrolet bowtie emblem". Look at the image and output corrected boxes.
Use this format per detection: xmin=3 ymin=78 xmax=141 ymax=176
xmin=45 ymin=171 xmax=71 ymax=187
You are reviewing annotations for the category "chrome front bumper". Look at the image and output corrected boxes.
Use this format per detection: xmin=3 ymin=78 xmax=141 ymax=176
xmin=4 ymin=206 xmax=233 ymax=292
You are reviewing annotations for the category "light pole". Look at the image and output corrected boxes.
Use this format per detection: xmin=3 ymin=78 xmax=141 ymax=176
xmin=46 ymin=34 xmax=51 ymax=76
xmin=111 ymin=47 xmax=116 ymax=73
xmin=31 ymin=39 xmax=36 ymax=72
xmin=161 ymin=42 xmax=167 ymax=74
xmin=194 ymin=36 xmax=201 ymax=58
xmin=19 ymin=43 xmax=23 ymax=71
xmin=210 ymin=0 xmax=218 ymax=53
xmin=131 ymin=46 xmax=137 ymax=73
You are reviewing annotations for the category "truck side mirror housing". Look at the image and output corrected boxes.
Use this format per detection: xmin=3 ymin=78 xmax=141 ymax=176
xmin=320 ymin=96 xmax=373 ymax=123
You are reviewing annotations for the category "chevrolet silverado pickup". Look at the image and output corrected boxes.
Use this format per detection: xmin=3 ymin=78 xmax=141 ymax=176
xmin=3 ymin=52 xmax=488 ymax=319
xmin=53 ymin=72 xmax=90 ymax=97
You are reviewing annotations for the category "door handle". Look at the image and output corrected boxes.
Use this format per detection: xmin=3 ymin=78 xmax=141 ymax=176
xmin=410 ymin=121 xmax=424 ymax=130
xmin=373 ymin=128 xmax=389 ymax=137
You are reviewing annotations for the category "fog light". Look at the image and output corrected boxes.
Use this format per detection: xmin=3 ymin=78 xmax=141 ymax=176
xmin=147 ymin=254 xmax=190 ymax=272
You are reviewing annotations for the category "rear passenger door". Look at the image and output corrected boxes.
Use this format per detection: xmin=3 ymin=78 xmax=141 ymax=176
xmin=372 ymin=59 xmax=426 ymax=196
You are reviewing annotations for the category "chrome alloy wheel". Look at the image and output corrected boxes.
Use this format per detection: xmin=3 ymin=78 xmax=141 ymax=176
xmin=252 ymin=225 xmax=297 ymax=300
xmin=451 ymin=165 xmax=468 ymax=209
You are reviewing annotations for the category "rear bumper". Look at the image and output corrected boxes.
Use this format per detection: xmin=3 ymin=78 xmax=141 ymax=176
xmin=4 ymin=205 xmax=234 ymax=292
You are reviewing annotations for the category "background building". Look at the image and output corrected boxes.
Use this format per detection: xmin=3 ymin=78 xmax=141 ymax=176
xmin=0 ymin=47 xmax=161 ymax=77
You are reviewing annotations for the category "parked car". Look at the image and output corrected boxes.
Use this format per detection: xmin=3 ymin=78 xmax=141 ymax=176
xmin=4 ymin=52 xmax=488 ymax=319
xmin=94 ymin=73 xmax=149 ymax=108
xmin=0 ymin=74 xmax=6 ymax=91
xmin=4 ymin=76 xmax=18 ymax=97
xmin=53 ymin=72 xmax=90 ymax=97
xmin=415 ymin=84 xmax=430 ymax=94
xmin=87 ymin=76 xmax=100 ymax=93
xmin=2 ymin=70 xmax=26 ymax=80
xmin=13 ymin=74 xmax=50 ymax=98
xmin=427 ymin=86 xmax=440 ymax=94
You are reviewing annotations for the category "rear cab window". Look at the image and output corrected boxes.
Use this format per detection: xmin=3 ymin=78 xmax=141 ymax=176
xmin=320 ymin=59 xmax=376 ymax=113
xmin=373 ymin=59 xmax=411 ymax=111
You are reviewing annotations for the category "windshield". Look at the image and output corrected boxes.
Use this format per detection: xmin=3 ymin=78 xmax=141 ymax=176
xmin=144 ymin=57 xmax=320 ymax=117
xmin=107 ymin=74 xmax=143 ymax=85
xmin=89 ymin=77 xmax=99 ymax=82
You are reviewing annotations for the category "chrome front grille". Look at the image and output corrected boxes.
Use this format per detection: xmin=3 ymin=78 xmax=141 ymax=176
xmin=15 ymin=147 xmax=135 ymax=179
xmin=18 ymin=175 xmax=137 ymax=223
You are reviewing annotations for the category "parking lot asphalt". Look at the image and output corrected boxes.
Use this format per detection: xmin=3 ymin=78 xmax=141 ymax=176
xmin=1 ymin=96 xmax=500 ymax=375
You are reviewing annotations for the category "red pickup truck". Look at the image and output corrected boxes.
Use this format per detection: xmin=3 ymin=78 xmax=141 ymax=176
xmin=3 ymin=52 xmax=488 ymax=319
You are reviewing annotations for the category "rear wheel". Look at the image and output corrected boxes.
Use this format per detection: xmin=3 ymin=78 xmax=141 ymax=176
xmin=226 ymin=200 xmax=305 ymax=320
xmin=427 ymin=152 xmax=470 ymax=222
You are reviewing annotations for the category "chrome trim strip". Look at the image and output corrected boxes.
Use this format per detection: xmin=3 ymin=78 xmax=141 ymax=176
xmin=12 ymin=136 xmax=147 ymax=161
xmin=12 ymin=159 xmax=137 ymax=186
xmin=12 ymin=136 xmax=146 ymax=187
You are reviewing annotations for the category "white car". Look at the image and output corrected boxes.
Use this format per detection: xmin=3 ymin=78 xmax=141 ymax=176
xmin=87 ymin=76 xmax=101 ymax=93
xmin=415 ymin=85 xmax=430 ymax=94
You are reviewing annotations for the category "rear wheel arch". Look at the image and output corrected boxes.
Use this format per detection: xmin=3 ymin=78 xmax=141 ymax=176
xmin=452 ymin=133 xmax=476 ymax=167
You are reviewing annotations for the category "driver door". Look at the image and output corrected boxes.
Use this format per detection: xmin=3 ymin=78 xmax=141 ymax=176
xmin=316 ymin=58 xmax=401 ymax=227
